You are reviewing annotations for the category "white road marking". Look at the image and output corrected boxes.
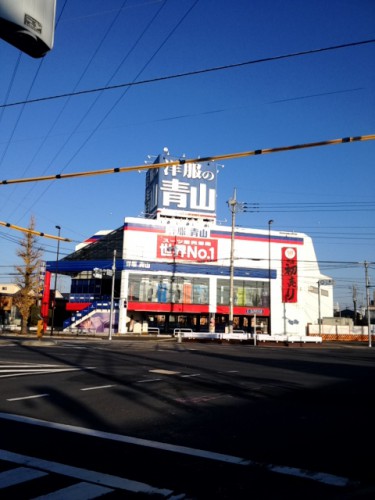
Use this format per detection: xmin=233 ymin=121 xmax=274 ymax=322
xmin=32 ymin=481 xmax=113 ymax=499
xmin=80 ymin=385 xmax=115 ymax=391
xmin=0 ymin=368 xmax=82 ymax=378
xmin=137 ymin=378 xmax=162 ymax=383
xmin=0 ymin=364 xmax=95 ymax=379
xmin=149 ymin=369 xmax=180 ymax=375
xmin=7 ymin=394 xmax=49 ymax=402
xmin=181 ymin=373 xmax=200 ymax=378
xmin=0 ymin=449 xmax=177 ymax=497
xmin=175 ymin=394 xmax=229 ymax=404
xmin=0 ymin=363 xmax=61 ymax=371
xmin=0 ymin=412 xmax=353 ymax=488
xmin=268 ymin=464 xmax=350 ymax=487
xmin=0 ymin=466 xmax=47 ymax=487
xmin=0 ymin=412 xmax=252 ymax=465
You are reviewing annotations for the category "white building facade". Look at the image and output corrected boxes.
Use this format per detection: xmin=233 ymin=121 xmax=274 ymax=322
xmin=48 ymin=151 xmax=333 ymax=336
xmin=115 ymin=216 xmax=333 ymax=336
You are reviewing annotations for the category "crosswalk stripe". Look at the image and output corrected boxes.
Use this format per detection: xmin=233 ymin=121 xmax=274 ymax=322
xmin=0 ymin=466 xmax=47 ymax=487
xmin=0 ymin=449 xmax=176 ymax=497
xmin=0 ymin=364 xmax=60 ymax=368
xmin=31 ymin=481 xmax=113 ymax=499
xmin=0 ymin=364 xmax=94 ymax=379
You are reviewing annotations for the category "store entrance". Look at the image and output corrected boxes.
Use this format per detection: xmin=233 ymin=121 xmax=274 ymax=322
xmin=145 ymin=313 xmax=269 ymax=335
xmin=214 ymin=315 xmax=269 ymax=333
xmin=146 ymin=313 xmax=210 ymax=334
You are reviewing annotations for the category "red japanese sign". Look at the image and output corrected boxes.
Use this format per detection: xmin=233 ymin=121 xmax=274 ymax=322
xmin=282 ymin=247 xmax=298 ymax=303
xmin=157 ymin=235 xmax=217 ymax=262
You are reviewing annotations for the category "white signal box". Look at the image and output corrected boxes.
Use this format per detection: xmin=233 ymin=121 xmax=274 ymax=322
xmin=0 ymin=0 xmax=56 ymax=58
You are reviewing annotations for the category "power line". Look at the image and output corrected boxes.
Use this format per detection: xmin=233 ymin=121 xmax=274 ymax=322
xmin=1 ymin=133 xmax=374 ymax=186
xmin=0 ymin=133 xmax=373 ymax=244
xmin=0 ymin=221 xmax=72 ymax=242
xmin=0 ymin=1 xmax=201 ymax=245
xmin=243 ymin=200 xmax=375 ymax=213
xmin=9 ymin=0 xmax=197 ymax=223
xmin=0 ymin=52 xmax=21 ymax=126
xmin=1 ymin=38 xmax=374 ymax=110
xmin=0 ymin=0 xmax=70 ymax=215
xmin=11 ymin=0 xmax=136 ymax=222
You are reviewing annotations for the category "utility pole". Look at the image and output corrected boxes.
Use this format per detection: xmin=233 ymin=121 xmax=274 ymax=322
xmin=227 ymin=189 xmax=245 ymax=334
xmin=364 ymin=261 xmax=371 ymax=347
xmin=268 ymin=219 xmax=274 ymax=334
xmin=109 ymin=249 xmax=116 ymax=341
xmin=50 ymin=225 xmax=61 ymax=337
xmin=352 ymin=285 xmax=357 ymax=325
xmin=228 ymin=190 xmax=237 ymax=334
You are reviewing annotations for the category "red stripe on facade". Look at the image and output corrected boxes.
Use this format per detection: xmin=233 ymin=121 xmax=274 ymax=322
xmin=127 ymin=302 xmax=209 ymax=313
xmin=66 ymin=302 xmax=92 ymax=311
xmin=126 ymin=303 xmax=270 ymax=316
xmin=123 ymin=223 xmax=303 ymax=245
xmin=216 ymin=305 xmax=270 ymax=316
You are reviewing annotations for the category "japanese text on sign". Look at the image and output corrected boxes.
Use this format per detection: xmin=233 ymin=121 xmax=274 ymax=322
xmin=282 ymin=247 xmax=298 ymax=303
xmin=157 ymin=235 xmax=217 ymax=262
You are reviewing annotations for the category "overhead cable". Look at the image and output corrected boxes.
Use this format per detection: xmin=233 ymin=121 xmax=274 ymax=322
xmin=1 ymin=133 xmax=374 ymax=186
xmin=1 ymin=38 xmax=374 ymax=110
xmin=0 ymin=221 xmax=72 ymax=242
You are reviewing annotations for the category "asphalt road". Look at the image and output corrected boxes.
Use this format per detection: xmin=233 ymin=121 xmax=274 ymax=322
xmin=0 ymin=336 xmax=374 ymax=498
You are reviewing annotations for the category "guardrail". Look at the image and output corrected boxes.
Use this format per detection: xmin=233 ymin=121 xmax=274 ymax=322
xmin=255 ymin=334 xmax=322 ymax=343
xmin=147 ymin=327 xmax=160 ymax=335
xmin=68 ymin=327 xmax=98 ymax=335
xmin=175 ymin=331 xmax=322 ymax=344
xmin=173 ymin=328 xmax=194 ymax=337
xmin=221 ymin=330 xmax=248 ymax=341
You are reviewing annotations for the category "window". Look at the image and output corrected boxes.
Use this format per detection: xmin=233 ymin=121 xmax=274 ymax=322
xmin=217 ymin=279 xmax=269 ymax=307
xmin=128 ymin=274 xmax=209 ymax=305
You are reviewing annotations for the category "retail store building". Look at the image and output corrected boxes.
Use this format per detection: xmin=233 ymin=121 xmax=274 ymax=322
xmin=45 ymin=151 xmax=333 ymax=335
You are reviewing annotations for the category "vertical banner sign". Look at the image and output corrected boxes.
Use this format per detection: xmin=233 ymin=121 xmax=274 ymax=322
xmin=41 ymin=271 xmax=51 ymax=330
xmin=282 ymin=247 xmax=298 ymax=303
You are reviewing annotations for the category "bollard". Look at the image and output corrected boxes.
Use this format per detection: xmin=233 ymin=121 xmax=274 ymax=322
xmin=37 ymin=319 xmax=44 ymax=339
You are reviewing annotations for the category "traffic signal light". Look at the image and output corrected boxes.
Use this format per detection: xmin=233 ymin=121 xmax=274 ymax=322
xmin=0 ymin=0 xmax=56 ymax=58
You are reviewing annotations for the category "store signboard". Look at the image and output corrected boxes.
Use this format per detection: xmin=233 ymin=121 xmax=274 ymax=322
xmin=156 ymin=235 xmax=217 ymax=262
xmin=282 ymin=247 xmax=298 ymax=303
xmin=145 ymin=157 xmax=217 ymax=219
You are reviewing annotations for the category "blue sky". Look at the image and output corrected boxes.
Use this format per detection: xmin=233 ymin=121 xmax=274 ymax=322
xmin=0 ymin=0 xmax=374 ymax=310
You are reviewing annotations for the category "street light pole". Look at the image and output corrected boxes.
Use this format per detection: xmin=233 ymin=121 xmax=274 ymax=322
xmin=317 ymin=279 xmax=333 ymax=338
xmin=364 ymin=261 xmax=372 ymax=347
xmin=318 ymin=280 xmax=322 ymax=337
xmin=109 ymin=249 xmax=116 ymax=341
xmin=50 ymin=225 xmax=61 ymax=336
xmin=268 ymin=219 xmax=273 ymax=334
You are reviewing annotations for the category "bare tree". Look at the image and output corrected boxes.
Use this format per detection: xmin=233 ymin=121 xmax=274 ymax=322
xmin=13 ymin=216 xmax=43 ymax=334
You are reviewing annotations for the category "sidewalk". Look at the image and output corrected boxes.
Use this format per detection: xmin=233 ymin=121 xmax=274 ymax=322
xmin=0 ymin=328 xmax=370 ymax=348
xmin=0 ymin=328 xmax=175 ymax=344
